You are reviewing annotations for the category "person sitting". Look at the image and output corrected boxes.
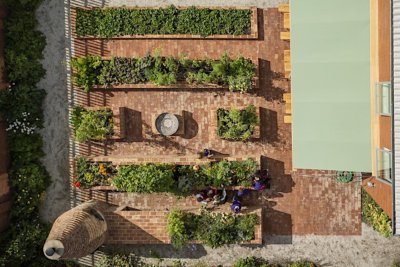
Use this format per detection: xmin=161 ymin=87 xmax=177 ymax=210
xmin=196 ymin=187 xmax=218 ymax=204
xmin=195 ymin=192 xmax=208 ymax=204
xmin=253 ymin=176 xmax=267 ymax=191
xmin=231 ymin=195 xmax=242 ymax=214
xmin=212 ymin=188 xmax=227 ymax=205
xmin=203 ymin=148 xmax=214 ymax=158
xmin=237 ymin=188 xmax=250 ymax=197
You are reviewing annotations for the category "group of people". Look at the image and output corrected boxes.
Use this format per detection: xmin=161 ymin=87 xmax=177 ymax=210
xmin=195 ymin=169 xmax=271 ymax=214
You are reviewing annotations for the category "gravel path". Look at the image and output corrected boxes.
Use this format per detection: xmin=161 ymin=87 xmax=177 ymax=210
xmin=37 ymin=0 xmax=70 ymax=222
xmin=119 ymin=224 xmax=400 ymax=267
xmin=36 ymin=1 xmax=400 ymax=266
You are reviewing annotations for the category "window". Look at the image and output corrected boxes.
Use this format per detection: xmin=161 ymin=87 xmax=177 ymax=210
xmin=376 ymin=82 xmax=391 ymax=116
xmin=376 ymin=148 xmax=392 ymax=183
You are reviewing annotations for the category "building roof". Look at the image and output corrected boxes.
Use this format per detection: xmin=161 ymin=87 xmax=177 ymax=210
xmin=291 ymin=0 xmax=372 ymax=172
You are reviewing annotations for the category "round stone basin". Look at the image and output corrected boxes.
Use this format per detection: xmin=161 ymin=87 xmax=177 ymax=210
xmin=155 ymin=113 xmax=179 ymax=136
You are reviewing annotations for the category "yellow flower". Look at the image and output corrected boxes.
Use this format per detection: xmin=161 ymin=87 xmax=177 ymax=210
xmin=99 ymin=164 xmax=108 ymax=176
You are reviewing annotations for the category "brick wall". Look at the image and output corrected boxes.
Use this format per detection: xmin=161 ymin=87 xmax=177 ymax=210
xmin=0 ymin=3 xmax=10 ymax=233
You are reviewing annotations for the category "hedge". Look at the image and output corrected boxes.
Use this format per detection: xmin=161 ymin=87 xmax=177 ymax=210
xmin=0 ymin=1 xmax=75 ymax=266
xmin=71 ymin=54 xmax=256 ymax=92
xmin=361 ymin=188 xmax=392 ymax=237
xmin=167 ymin=210 xmax=259 ymax=248
xmin=233 ymin=257 xmax=317 ymax=267
xmin=75 ymin=5 xmax=252 ymax=38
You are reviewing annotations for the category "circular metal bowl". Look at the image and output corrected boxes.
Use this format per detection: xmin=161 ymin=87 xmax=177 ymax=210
xmin=155 ymin=113 xmax=179 ymax=136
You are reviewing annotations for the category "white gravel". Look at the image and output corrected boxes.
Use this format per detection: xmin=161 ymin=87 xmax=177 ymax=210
xmin=133 ymin=224 xmax=400 ymax=267
xmin=37 ymin=0 xmax=70 ymax=222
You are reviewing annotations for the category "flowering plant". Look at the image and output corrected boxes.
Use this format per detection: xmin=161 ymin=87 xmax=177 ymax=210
xmin=75 ymin=157 xmax=116 ymax=188
xmin=6 ymin=112 xmax=39 ymax=135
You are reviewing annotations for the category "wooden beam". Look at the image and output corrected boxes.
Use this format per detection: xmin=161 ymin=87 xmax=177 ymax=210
xmin=280 ymin=31 xmax=291 ymax=40
xmin=278 ymin=3 xmax=290 ymax=13
xmin=284 ymin=13 xmax=291 ymax=29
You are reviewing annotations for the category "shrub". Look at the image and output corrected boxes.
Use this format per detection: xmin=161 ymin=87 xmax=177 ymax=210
xmin=336 ymin=171 xmax=354 ymax=183
xmin=167 ymin=210 xmax=198 ymax=249
xmin=233 ymin=258 xmax=317 ymax=267
xmin=167 ymin=210 xmax=259 ymax=248
xmin=217 ymin=105 xmax=259 ymax=141
xmin=72 ymin=54 xmax=255 ymax=92
xmin=0 ymin=222 xmax=49 ymax=266
xmin=76 ymin=6 xmax=251 ymax=37
xmin=234 ymin=257 xmax=268 ymax=267
xmin=9 ymin=163 xmax=50 ymax=221
xmin=0 ymin=84 xmax=46 ymax=132
xmin=95 ymin=254 xmax=145 ymax=267
xmin=75 ymin=157 xmax=116 ymax=188
xmin=7 ymin=134 xmax=44 ymax=167
xmin=112 ymin=164 xmax=175 ymax=193
xmin=362 ymin=188 xmax=392 ymax=237
xmin=71 ymin=106 xmax=114 ymax=142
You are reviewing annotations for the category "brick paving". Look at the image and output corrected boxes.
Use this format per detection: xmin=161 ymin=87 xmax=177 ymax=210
xmin=71 ymin=7 xmax=361 ymax=239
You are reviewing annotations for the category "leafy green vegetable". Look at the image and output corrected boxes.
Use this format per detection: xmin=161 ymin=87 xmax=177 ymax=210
xmin=76 ymin=6 xmax=252 ymax=37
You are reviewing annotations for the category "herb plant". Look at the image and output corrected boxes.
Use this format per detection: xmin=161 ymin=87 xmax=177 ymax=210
xmin=76 ymin=6 xmax=252 ymax=38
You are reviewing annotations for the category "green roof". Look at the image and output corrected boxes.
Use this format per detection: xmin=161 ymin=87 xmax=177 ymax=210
xmin=291 ymin=0 xmax=372 ymax=172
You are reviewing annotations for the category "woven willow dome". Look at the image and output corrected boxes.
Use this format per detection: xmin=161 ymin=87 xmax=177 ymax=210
xmin=43 ymin=200 xmax=108 ymax=260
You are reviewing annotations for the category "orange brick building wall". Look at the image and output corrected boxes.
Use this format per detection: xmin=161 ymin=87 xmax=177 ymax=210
xmin=363 ymin=0 xmax=393 ymax=218
xmin=0 ymin=4 xmax=10 ymax=233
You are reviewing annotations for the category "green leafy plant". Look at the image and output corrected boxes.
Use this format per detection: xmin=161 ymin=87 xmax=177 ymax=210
xmin=336 ymin=171 xmax=354 ymax=183
xmin=362 ymin=188 xmax=392 ymax=237
xmin=234 ymin=257 xmax=269 ymax=267
xmin=76 ymin=6 xmax=252 ymax=38
xmin=0 ymin=0 xmax=73 ymax=266
xmin=233 ymin=258 xmax=317 ymax=267
xmin=71 ymin=55 xmax=102 ymax=92
xmin=9 ymin=163 xmax=49 ymax=222
xmin=217 ymin=105 xmax=259 ymax=141
xmin=75 ymin=157 xmax=116 ymax=188
xmin=71 ymin=106 xmax=114 ymax=142
xmin=175 ymin=165 xmax=208 ymax=195
xmin=112 ymin=164 xmax=175 ymax=193
xmin=72 ymin=54 xmax=256 ymax=92
xmin=167 ymin=210 xmax=198 ymax=249
xmin=167 ymin=210 xmax=259 ymax=248
xmin=95 ymin=253 xmax=146 ymax=267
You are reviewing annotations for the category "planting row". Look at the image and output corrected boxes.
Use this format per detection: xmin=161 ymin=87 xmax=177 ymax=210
xmin=71 ymin=105 xmax=259 ymax=142
xmin=71 ymin=54 xmax=256 ymax=92
xmin=75 ymin=157 xmax=258 ymax=193
xmin=167 ymin=209 xmax=259 ymax=248
xmin=75 ymin=5 xmax=253 ymax=38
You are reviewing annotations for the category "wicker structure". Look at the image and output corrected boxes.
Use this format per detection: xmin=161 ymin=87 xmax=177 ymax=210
xmin=43 ymin=200 xmax=108 ymax=260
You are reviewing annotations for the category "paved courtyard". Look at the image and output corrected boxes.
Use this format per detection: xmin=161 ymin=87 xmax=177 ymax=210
xmin=71 ymin=7 xmax=361 ymax=236
xmin=33 ymin=0 xmax=400 ymax=266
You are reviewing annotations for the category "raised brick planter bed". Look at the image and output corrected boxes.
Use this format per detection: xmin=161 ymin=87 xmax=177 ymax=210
xmin=71 ymin=7 xmax=258 ymax=40
xmin=210 ymin=106 xmax=261 ymax=140
xmin=103 ymin=207 xmax=262 ymax=245
xmin=85 ymin=60 xmax=260 ymax=91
